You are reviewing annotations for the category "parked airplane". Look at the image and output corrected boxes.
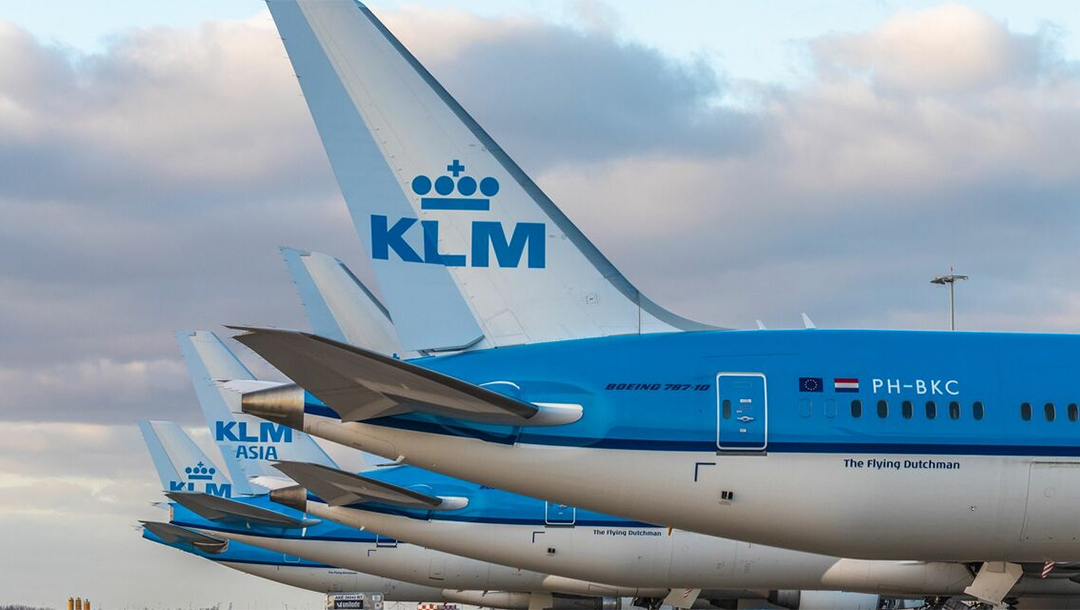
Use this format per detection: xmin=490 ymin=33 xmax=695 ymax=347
xmin=172 ymin=330 xmax=684 ymax=609
xmin=267 ymin=248 xmax=1080 ymax=607
xmin=138 ymin=420 xmax=448 ymax=601
xmin=176 ymin=325 xmax=903 ymax=609
xmin=230 ymin=0 xmax=1080 ymax=604
xmin=141 ymin=519 xmax=444 ymax=599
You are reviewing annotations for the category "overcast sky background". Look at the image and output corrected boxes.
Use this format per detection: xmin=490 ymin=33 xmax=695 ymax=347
xmin=1 ymin=0 xmax=1079 ymax=606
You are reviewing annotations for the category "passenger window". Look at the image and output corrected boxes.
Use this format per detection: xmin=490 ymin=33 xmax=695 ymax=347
xmin=851 ymin=400 xmax=862 ymax=418
xmin=877 ymin=400 xmax=888 ymax=418
xmin=949 ymin=401 xmax=960 ymax=420
xmin=925 ymin=401 xmax=937 ymax=420
xmin=1021 ymin=402 xmax=1032 ymax=421
xmin=973 ymin=401 xmax=984 ymax=421
xmin=799 ymin=399 xmax=812 ymax=418
xmin=824 ymin=399 xmax=837 ymax=419
xmin=901 ymin=400 xmax=913 ymax=420
xmin=1070 ymin=404 xmax=1078 ymax=422
xmin=722 ymin=399 xmax=731 ymax=420
xmin=1045 ymin=402 xmax=1056 ymax=422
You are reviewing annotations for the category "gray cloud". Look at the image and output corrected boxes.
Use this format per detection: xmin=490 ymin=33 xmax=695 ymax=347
xmin=539 ymin=4 xmax=1080 ymax=331
xmin=382 ymin=8 xmax=761 ymax=170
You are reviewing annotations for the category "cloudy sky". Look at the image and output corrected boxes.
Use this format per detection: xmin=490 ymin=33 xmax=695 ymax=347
xmin=1 ymin=0 xmax=1079 ymax=606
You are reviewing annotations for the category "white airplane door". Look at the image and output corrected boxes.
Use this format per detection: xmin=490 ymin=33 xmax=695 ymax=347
xmin=716 ymin=373 xmax=768 ymax=451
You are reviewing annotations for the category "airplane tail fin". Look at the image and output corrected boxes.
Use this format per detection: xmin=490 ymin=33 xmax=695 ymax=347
xmin=175 ymin=330 xmax=339 ymax=494
xmin=280 ymin=246 xmax=402 ymax=356
xmin=138 ymin=420 xmax=233 ymax=497
xmin=267 ymin=0 xmax=717 ymax=352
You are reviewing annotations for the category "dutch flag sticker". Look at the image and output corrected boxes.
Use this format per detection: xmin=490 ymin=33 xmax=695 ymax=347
xmin=834 ymin=378 xmax=860 ymax=393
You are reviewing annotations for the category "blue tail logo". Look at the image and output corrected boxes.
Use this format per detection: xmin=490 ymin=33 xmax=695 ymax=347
xmin=169 ymin=461 xmax=231 ymax=497
xmin=372 ymin=160 xmax=545 ymax=269
xmin=185 ymin=461 xmax=216 ymax=481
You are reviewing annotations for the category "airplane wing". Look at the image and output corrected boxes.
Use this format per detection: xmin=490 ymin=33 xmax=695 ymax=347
xmin=140 ymin=520 xmax=228 ymax=553
xmin=273 ymin=460 xmax=465 ymax=510
xmin=166 ymin=491 xmax=319 ymax=528
xmin=229 ymin=326 xmax=580 ymax=427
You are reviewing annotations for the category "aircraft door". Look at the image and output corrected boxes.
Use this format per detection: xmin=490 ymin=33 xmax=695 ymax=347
xmin=545 ymin=501 xmax=576 ymax=526
xmin=716 ymin=373 xmax=768 ymax=451
xmin=428 ymin=557 xmax=446 ymax=580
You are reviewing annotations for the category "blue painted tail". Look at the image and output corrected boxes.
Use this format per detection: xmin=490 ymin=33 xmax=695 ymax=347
xmin=175 ymin=330 xmax=339 ymax=494
xmin=138 ymin=420 xmax=234 ymax=498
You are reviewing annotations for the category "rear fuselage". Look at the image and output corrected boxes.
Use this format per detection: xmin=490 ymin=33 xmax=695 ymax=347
xmin=305 ymin=329 xmax=1080 ymax=561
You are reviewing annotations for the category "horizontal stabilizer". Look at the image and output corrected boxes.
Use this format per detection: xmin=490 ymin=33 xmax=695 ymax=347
xmin=140 ymin=520 xmax=227 ymax=553
xmin=229 ymin=326 xmax=581 ymax=427
xmin=166 ymin=491 xmax=319 ymax=528
xmin=274 ymin=460 xmax=466 ymax=510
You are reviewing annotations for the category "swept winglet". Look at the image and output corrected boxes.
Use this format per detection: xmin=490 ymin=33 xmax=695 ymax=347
xmin=228 ymin=326 xmax=582 ymax=427
xmin=273 ymin=461 xmax=467 ymax=510
xmin=167 ymin=491 xmax=320 ymax=528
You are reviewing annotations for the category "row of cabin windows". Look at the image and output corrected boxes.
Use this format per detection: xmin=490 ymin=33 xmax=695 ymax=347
xmin=849 ymin=399 xmax=983 ymax=421
xmin=847 ymin=400 xmax=1080 ymax=422
xmin=1019 ymin=402 xmax=1080 ymax=422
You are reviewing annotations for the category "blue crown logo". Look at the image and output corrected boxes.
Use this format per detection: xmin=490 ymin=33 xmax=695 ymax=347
xmin=185 ymin=461 xmax=216 ymax=481
xmin=412 ymin=160 xmax=499 ymax=212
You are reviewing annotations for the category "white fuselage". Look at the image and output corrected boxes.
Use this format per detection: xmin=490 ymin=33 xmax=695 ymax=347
xmin=206 ymin=529 xmax=667 ymax=598
xmin=216 ymin=559 xmax=444 ymax=598
xmin=302 ymin=416 xmax=1080 ymax=562
xmin=304 ymin=501 xmax=975 ymax=594
xmin=303 ymin=501 xmax=1080 ymax=599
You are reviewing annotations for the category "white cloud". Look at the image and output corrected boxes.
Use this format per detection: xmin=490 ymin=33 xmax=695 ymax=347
xmin=811 ymin=3 xmax=1043 ymax=94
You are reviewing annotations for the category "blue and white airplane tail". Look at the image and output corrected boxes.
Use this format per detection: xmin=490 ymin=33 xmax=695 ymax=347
xmin=266 ymin=0 xmax=716 ymax=353
xmin=175 ymin=330 xmax=339 ymax=494
xmin=281 ymin=246 xmax=401 ymax=356
xmin=139 ymin=420 xmax=234 ymax=498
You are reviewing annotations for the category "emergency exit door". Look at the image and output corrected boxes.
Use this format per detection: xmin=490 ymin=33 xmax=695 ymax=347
xmin=716 ymin=373 xmax=768 ymax=451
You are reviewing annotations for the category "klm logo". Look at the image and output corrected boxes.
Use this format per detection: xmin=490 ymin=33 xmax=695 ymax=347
xmin=372 ymin=160 xmax=546 ymax=269
xmin=215 ymin=420 xmax=292 ymax=461
xmin=215 ymin=421 xmax=293 ymax=443
xmin=169 ymin=461 xmax=231 ymax=497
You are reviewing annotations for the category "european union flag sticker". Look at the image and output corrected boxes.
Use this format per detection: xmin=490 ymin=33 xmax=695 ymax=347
xmin=799 ymin=377 xmax=823 ymax=392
